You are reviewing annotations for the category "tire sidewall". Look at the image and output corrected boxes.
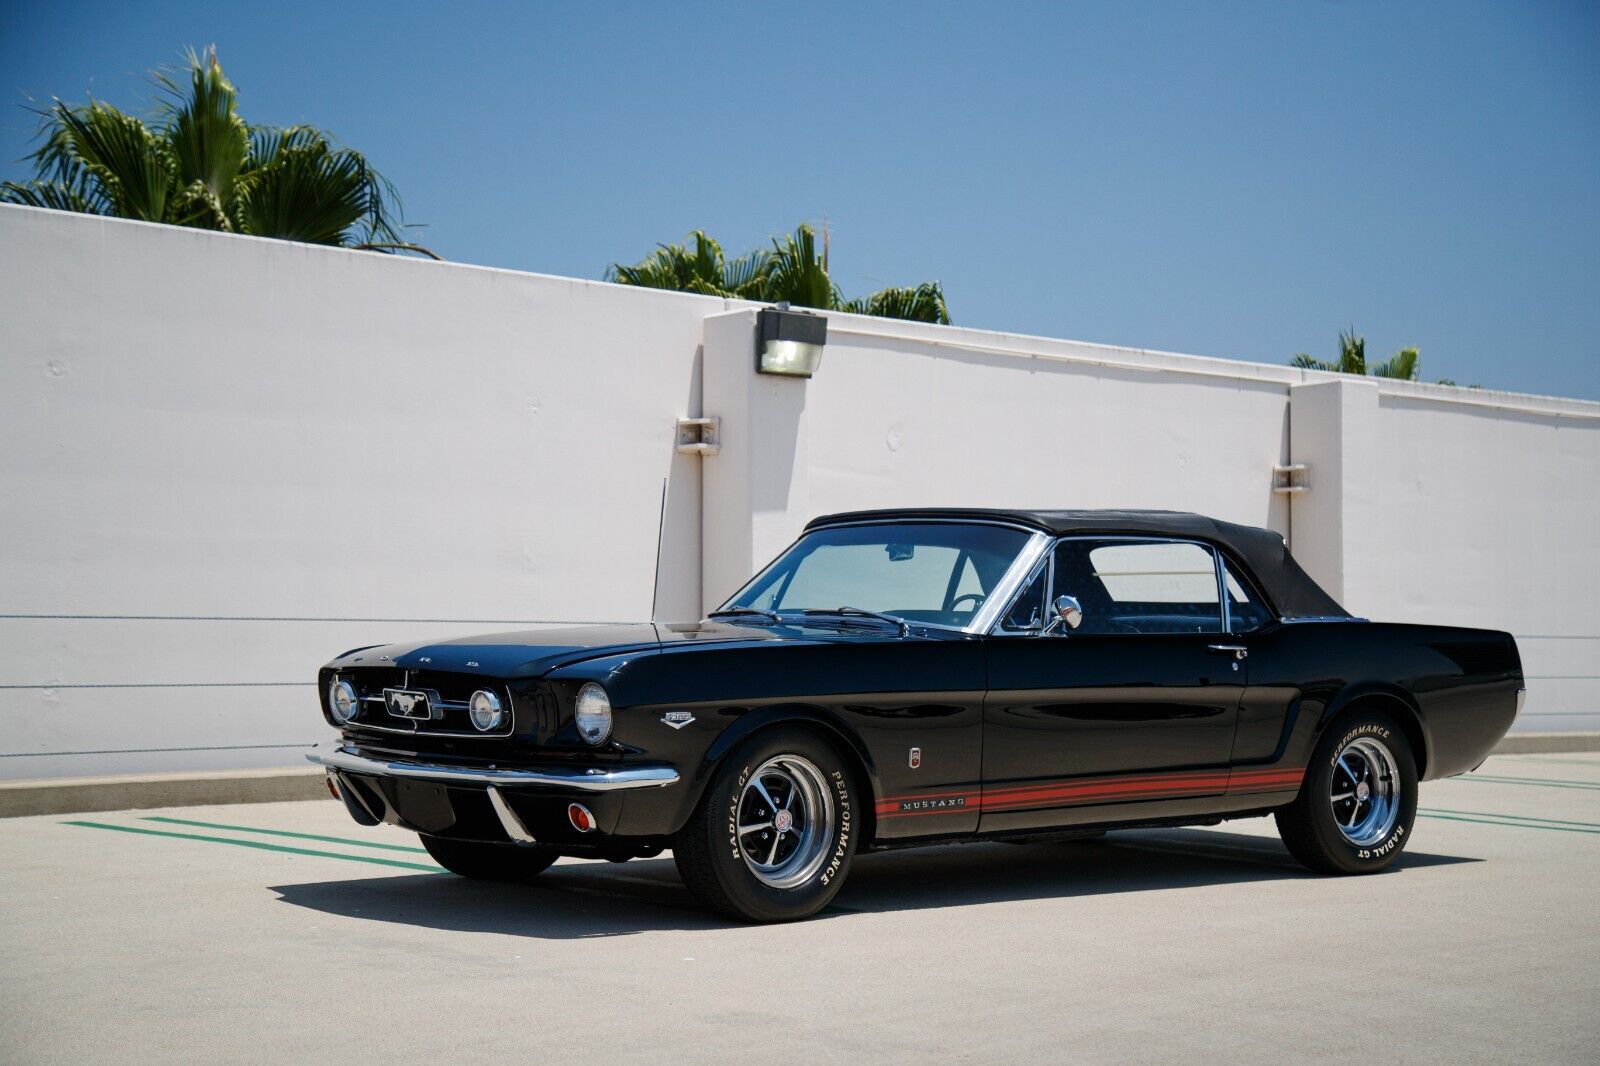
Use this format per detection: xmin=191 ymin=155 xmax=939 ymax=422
xmin=1307 ymin=715 xmax=1419 ymax=873
xmin=705 ymin=730 xmax=857 ymax=921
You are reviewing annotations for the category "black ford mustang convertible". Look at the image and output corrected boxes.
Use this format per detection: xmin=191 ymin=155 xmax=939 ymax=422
xmin=310 ymin=509 xmax=1524 ymax=921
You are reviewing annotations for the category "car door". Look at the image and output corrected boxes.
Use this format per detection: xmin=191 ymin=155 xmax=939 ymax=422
xmin=980 ymin=536 xmax=1245 ymax=833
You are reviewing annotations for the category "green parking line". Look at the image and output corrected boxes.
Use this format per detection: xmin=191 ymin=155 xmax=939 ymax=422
xmin=1458 ymin=774 xmax=1600 ymax=791
xmin=1423 ymin=807 xmax=1600 ymax=828
xmin=66 ymin=821 xmax=442 ymax=872
xmin=143 ymin=816 xmax=430 ymax=853
xmin=1496 ymin=756 xmax=1600 ymax=768
xmin=1419 ymin=812 xmax=1600 ymax=835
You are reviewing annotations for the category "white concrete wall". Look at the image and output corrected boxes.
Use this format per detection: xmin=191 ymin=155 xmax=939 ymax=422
xmin=1362 ymin=390 xmax=1600 ymax=733
xmin=1 ymin=206 xmax=715 ymax=778
xmin=4 ymin=204 xmax=1596 ymax=780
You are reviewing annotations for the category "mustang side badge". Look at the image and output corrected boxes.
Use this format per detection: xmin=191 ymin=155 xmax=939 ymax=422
xmin=909 ymin=747 xmax=922 ymax=769
xmin=661 ymin=711 xmax=695 ymax=730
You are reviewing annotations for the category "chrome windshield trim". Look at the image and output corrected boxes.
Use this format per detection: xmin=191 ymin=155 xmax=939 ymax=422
xmin=306 ymin=746 xmax=680 ymax=792
xmin=970 ymin=531 xmax=1053 ymax=634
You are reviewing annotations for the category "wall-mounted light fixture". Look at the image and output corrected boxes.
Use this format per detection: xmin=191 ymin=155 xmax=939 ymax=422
xmin=756 ymin=306 xmax=827 ymax=377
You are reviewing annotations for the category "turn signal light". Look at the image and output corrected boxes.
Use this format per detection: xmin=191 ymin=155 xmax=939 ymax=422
xmin=568 ymin=803 xmax=596 ymax=833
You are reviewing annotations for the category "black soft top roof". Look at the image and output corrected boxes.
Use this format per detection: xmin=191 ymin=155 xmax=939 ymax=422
xmin=805 ymin=508 xmax=1347 ymax=620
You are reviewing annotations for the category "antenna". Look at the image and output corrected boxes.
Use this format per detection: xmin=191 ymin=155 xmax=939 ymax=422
xmin=650 ymin=476 xmax=668 ymax=621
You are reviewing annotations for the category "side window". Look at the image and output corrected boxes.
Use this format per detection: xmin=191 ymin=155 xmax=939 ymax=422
xmin=1223 ymin=558 xmax=1273 ymax=633
xmin=1053 ymin=539 xmax=1223 ymax=635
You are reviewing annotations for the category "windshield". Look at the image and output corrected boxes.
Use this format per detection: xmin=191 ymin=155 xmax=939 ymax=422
xmin=722 ymin=522 xmax=1035 ymax=630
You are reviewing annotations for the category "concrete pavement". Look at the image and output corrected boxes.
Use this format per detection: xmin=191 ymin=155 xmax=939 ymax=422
xmin=3 ymin=752 xmax=1597 ymax=1064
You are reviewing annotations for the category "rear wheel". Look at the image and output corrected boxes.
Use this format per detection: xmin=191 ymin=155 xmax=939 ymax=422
xmin=419 ymin=834 xmax=559 ymax=882
xmin=675 ymin=728 xmax=858 ymax=922
xmin=1275 ymin=711 xmax=1418 ymax=874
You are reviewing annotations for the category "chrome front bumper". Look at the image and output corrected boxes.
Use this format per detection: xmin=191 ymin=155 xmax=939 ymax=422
xmin=305 ymin=745 xmax=680 ymax=791
xmin=308 ymin=745 xmax=680 ymax=845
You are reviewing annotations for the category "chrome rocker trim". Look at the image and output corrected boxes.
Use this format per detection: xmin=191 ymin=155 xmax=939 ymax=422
xmin=307 ymin=746 xmax=680 ymax=792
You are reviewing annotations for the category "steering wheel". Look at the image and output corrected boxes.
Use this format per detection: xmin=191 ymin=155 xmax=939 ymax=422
xmin=949 ymin=592 xmax=986 ymax=614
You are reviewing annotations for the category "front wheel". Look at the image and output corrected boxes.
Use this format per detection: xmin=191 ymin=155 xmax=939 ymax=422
xmin=674 ymin=729 xmax=858 ymax=922
xmin=420 ymin=834 xmax=559 ymax=882
xmin=1275 ymin=711 xmax=1418 ymax=874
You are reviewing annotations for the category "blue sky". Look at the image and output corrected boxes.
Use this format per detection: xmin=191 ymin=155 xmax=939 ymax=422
xmin=4 ymin=1 xmax=1597 ymax=398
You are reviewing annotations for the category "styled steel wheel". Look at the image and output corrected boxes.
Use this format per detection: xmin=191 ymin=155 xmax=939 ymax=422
xmin=1329 ymin=736 xmax=1401 ymax=847
xmin=1275 ymin=710 xmax=1419 ymax=875
xmin=735 ymin=755 xmax=835 ymax=889
xmin=675 ymin=728 xmax=857 ymax=922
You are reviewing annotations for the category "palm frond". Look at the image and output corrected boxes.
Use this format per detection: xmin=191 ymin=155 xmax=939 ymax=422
xmin=1336 ymin=328 xmax=1367 ymax=375
xmin=0 ymin=170 xmax=112 ymax=214
xmin=609 ymin=223 xmax=952 ymax=323
xmin=848 ymin=282 xmax=951 ymax=324
xmin=760 ymin=224 xmax=835 ymax=310
xmin=155 ymin=46 xmax=247 ymax=217
xmin=233 ymin=141 xmax=371 ymax=244
xmin=721 ymin=247 xmax=772 ymax=298
xmin=1371 ymin=346 xmax=1420 ymax=380
xmin=1290 ymin=353 xmax=1339 ymax=371
xmin=39 ymin=99 xmax=173 ymax=222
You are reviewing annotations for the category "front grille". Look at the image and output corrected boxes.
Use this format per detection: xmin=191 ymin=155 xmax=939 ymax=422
xmin=333 ymin=667 xmax=516 ymax=738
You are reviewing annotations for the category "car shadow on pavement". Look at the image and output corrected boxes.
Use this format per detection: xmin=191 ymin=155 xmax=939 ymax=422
xmin=270 ymin=827 xmax=1480 ymax=939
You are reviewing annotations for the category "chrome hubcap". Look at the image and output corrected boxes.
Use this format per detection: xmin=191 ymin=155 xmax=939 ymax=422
xmin=736 ymin=755 xmax=834 ymax=889
xmin=1330 ymin=736 xmax=1401 ymax=846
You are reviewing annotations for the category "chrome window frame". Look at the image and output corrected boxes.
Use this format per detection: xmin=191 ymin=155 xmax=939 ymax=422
xmin=715 ymin=519 xmax=1052 ymax=636
xmin=988 ymin=534 xmax=1228 ymax=638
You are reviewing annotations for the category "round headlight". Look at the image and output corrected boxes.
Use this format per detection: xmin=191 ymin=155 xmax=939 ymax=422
xmin=574 ymin=683 xmax=612 ymax=745
xmin=469 ymin=689 xmax=505 ymax=732
xmin=328 ymin=679 xmax=359 ymax=723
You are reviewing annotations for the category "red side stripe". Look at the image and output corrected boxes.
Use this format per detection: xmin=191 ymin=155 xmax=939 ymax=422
xmin=876 ymin=766 xmax=1305 ymax=817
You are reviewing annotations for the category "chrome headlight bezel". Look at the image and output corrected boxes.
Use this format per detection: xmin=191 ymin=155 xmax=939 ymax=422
xmin=574 ymin=682 xmax=613 ymax=745
xmin=469 ymin=689 xmax=505 ymax=732
xmin=328 ymin=678 xmax=360 ymax=723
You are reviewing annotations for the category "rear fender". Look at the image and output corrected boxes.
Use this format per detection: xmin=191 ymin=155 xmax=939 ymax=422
xmin=1315 ymin=682 xmax=1430 ymax=779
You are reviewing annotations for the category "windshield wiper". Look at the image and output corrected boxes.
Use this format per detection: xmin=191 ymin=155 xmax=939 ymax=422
xmin=801 ymin=606 xmax=911 ymax=637
xmin=706 ymin=607 xmax=783 ymax=625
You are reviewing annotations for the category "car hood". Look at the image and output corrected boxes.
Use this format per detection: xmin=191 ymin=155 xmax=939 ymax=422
xmin=323 ymin=620 xmax=900 ymax=678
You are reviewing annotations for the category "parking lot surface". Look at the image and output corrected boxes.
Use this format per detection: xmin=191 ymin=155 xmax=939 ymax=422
xmin=3 ymin=752 xmax=1597 ymax=1064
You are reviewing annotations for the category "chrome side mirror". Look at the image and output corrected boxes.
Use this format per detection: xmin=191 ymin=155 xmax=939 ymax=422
xmin=1055 ymin=595 xmax=1083 ymax=630
xmin=1042 ymin=594 xmax=1083 ymax=635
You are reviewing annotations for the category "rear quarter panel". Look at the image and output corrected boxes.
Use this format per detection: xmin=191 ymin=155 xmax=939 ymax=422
xmin=1246 ymin=622 xmax=1522 ymax=780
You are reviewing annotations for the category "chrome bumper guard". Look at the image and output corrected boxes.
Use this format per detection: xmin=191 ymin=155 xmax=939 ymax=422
xmin=309 ymin=745 xmax=680 ymax=847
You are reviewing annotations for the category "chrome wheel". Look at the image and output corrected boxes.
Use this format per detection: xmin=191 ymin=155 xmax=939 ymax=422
xmin=735 ymin=754 xmax=835 ymax=889
xmin=1330 ymin=736 xmax=1401 ymax=846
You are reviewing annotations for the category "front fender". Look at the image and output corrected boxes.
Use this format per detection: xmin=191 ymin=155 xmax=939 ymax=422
xmin=687 ymin=704 xmax=881 ymax=835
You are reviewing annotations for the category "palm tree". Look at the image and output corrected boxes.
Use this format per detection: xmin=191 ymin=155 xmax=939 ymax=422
xmin=1 ymin=48 xmax=408 ymax=249
xmin=607 ymin=223 xmax=951 ymax=324
xmin=1292 ymin=329 xmax=1421 ymax=381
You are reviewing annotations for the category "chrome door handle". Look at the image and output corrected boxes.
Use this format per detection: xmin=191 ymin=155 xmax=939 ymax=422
xmin=1207 ymin=644 xmax=1249 ymax=660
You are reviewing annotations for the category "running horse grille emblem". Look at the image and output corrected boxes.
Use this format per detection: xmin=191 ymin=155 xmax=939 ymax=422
xmin=384 ymin=689 xmax=433 ymax=720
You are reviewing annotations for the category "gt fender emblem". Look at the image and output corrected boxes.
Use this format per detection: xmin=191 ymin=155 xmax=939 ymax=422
xmin=661 ymin=711 xmax=696 ymax=730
